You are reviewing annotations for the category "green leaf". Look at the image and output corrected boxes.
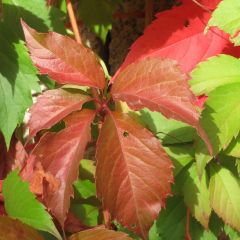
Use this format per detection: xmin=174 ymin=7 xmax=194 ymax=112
xmin=0 ymin=38 xmax=40 ymax=147
xmin=163 ymin=145 xmax=194 ymax=177
xmin=190 ymin=217 xmax=217 ymax=240
xmin=156 ymin=196 xmax=186 ymax=240
xmin=182 ymin=163 xmax=211 ymax=229
xmin=194 ymin=138 xmax=213 ymax=179
xmin=2 ymin=0 xmax=66 ymax=36
xmin=209 ymin=164 xmax=240 ymax=231
xmin=74 ymin=179 xmax=96 ymax=199
xmin=140 ymin=109 xmax=195 ymax=145
xmin=77 ymin=0 xmax=117 ymax=42
xmin=71 ymin=204 xmax=99 ymax=226
xmin=224 ymin=224 xmax=240 ymax=239
xmin=225 ymin=134 xmax=240 ymax=158
xmin=208 ymin=0 xmax=240 ymax=46
xmin=200 ymin=82 xmax=240 ymax=155
xmin=190 ymin=55 xmax=240 ymax=95
xmin=2 ymin=171 xmax=61 ymax=239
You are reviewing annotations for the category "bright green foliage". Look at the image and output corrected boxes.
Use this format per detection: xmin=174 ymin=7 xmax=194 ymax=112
xmin=182 ymin=164 xmax=211 ymax=229
xmin=2 ymin=171 xmax=61 ymax=239
xmin=224 ymin=224 xmax=240 ymax=239
xmin=190 ymin=55 xmax=240 ymax=95
xmin=71 ymin=204 xmax=99 ymax=226
xmin=209 ymin=164 xmax=240 ymax=232
xmin=74 ymin=179 xmax=96 ymax=199
xmin=0 ymin=0 xmax=65 ymax=147
xmin=156 ymin=196 xmax=186 ymax=240
xmin=225 ymin=134 xmax=240 ymax=158
xmin=77 ymin=0 xmax=119 ymax=42
xmin=200 ymin=82 xmax=240 ymax=155
xmin=140 ymin=109 xmax=195 ymax=145
xmin=208 ymin=0 xmax=240 ymax=46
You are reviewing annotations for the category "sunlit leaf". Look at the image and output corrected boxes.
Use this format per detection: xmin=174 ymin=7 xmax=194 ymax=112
xmin=96 ymin=112 xmax=173 ymax=239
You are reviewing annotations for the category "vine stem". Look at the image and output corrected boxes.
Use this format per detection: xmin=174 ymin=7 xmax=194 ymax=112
xmin=145 ymin=0 xmax=154 ymax=26
xmin=185 ymin=208 xmax=192 ymax=240
xmin=65 ymin=0 xmax=82 ymax=44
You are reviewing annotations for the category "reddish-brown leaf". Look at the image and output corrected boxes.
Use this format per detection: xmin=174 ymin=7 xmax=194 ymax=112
xmin=111 ymin=58 xmax=212 ymax=154
xmin=27 ymin=88 xmax=92 ymax=139
xmin=112 ymin=0 xmax=236 ymax=79
xmin=31 ymin=109 xmax=95 ymax=226
xmin=20 ymin=156 xmax=60 ymax=196
xmin=0 ymin=133 xmax=27 ymax=179
xmin=68 ymin=227 xmax=133 ymax=240
xmin=96 ymin=112 xmax=173 ymax=239
xmin=0 ymin=216 xmax=44 ymax=240
xmin=21 ymin=21 xmax=106 ymax=89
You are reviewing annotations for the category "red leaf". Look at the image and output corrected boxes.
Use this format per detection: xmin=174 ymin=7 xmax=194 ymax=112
xmin=112 ymin=0 xmax=235 ymax=79
xmin=28 ymin=88 xmax=92 ymax=139
xmin=111 ymin=57 xmax=212 ymax=154
xmin=31 ymin=109 xmax=95 ymax=226
xmin=68 ymin=227 xmax=133 ymax=240
xmin=96 ymin=112 xmax=173 ymax=239
xmin=21 ymin=21 xmax=106 ymax=89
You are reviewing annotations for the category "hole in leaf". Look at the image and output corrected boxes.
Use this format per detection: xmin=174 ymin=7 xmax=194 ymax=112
xmin=123 ymin=131 xmax=129 ymax=137
xmin=184 ymin=19 xmax=189 ymax=27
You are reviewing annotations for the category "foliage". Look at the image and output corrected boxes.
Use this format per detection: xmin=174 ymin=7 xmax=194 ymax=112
xmin=0 ymin=0 xmax=240 ymax=239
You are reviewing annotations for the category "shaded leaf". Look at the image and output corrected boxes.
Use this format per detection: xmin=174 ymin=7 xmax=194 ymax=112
xmin=31 ymin=110 xmax=95 ymax=226
xmin=21 ymin=21 xmax=106 ymax=89
xmin=200 ymin=82 xmax=240 ymax=155
xmin=209 ymin=164 xmax=240 ymax=231
xmin=112 ymin=57 xmax=212 ymax=154
xmin=163 ymin=145 xmax=194 ymax=177
xmin=77 ymin=0 xmax=117 ymax=42
xmin=2 ymin=171 xmax=61 ymax=239
xmin=140 ymin=109 xmax=195 ymax=145
xmin=182 ymin=163 xmax=211 ymax=229
xmin=194 ymin=138 xmax=213 ymax=179
xmin=208 ymin=0 xmax=240 ymax=46
xmin=190 ymin=217 xmax=217 ymax=240
xmin=71 ymin=204 xmax=99 ymax=226
xmin=96 ymin=112 xmax=173 ymax=239
xmin=190 ymin=54 xmax=240 ymax=95
xmin=0 ymin=216 xmax=44 ymax=240
xmin=113 ymin=0 xmax=234 ymax=76
xmin=28 ymin=88 xmax=92 ymax=139
xmin=156 ymin=196 xmax=186 ymax=240
xmin=68 ymin=227 xmax=133 ymax=240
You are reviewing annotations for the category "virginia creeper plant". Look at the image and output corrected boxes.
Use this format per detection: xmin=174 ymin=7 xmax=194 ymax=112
xmin=0 ymin=0 xmax=240 ymax=240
